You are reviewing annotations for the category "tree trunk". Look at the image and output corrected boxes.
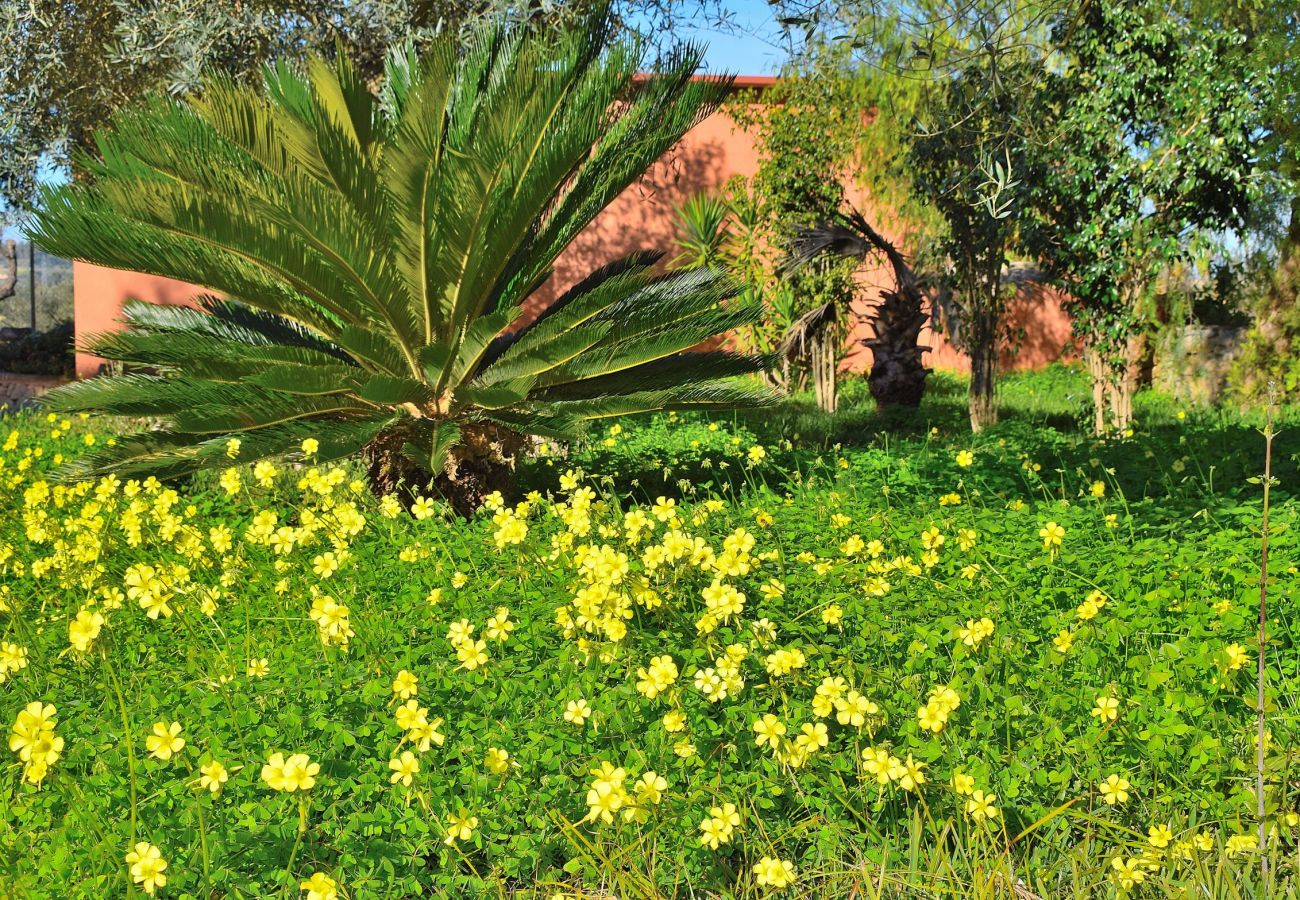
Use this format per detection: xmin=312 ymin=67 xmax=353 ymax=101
xmin=967 ymin=306 xmax=999 ymax=432
xmin=1085 ymin=343 xmax=1134 ymax=435
xmin=1087 ymin=347 xmax=1108 ymax=435
xmin=812 ymin=320 xmax=837 ymax=413
xmin=362 ymin=424 xmax=521 ymax=518
xmin=0 ymin=240 xmax=16 ymax=302
xmin=865 ymin=287 xmax=931 ymax=409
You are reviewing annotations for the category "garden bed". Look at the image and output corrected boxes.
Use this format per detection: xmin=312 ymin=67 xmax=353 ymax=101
xmin=1 ymin=373 xmax=1295 ymax=897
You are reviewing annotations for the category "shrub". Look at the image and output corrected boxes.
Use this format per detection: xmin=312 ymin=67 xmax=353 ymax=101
xmin=31 ymin=12 xmax=769 ymax=513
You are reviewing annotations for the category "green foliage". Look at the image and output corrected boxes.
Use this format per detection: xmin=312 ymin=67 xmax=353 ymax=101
xmin=1229 ymin=255 xmax=1300 ymax=404
xmin=0 ymin=0 xmax=696 ymax=220
xmin=29 ymin=14 xmax=771 ymax=485
xmin=3 ymin=376 xmax=1299 ymax=896
xmin=669 ymin=192 xmax=733 ymax=270
xmin=724 ymin=74 xmax=860 ymax=370
xmin=1024 ymin=1 xmax=1263 ymax=428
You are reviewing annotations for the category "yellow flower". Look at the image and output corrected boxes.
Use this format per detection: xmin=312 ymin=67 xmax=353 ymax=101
xmin=0 ymin=641 xmax=28 ymax=680
xmin=965 ymin=790 xmax=1000 ymax=822
xmin=300 ymin=438 xmax=319 ymax=457
xmin=651 ymin=496 xmax=677 ymax=522
xmin=698 ymin=802 xmax=740 ymax=849
xmin=125 ymin=842 xmax=168 ymax=895
xmin=917 ymin=702 xmax=948 ymax=733
xmin=388 ymin=750 xmax=420 ymax=787
xmin=1091 ymin=695 xmax=1120 ymax=724
xmin=564 ymin=698 xmax=592 ymax=726
xmin=897 ymin=754 xmax=927 ymax=792
xmin=753 ymin=855 xmax=796 ymax=889
xmin=1220 ymin=643 xmax=1250 ymax=672
xmin=1147 ymin=823 xmax=1174 ymax=849
xmin=485 ymin=747 xmax=510 ymax=775
xmin=1052 ymin=629 xmax=1075 ymax=653
xmin=300 ymin=872 xmax=339 ymax=900
xmin=198 ymin=760 xmax=229 ymax=794
xmin=951 ymin=772 xmax=975 ymax=795
xmin=392 ymin=669 xmax=419 ymax=699
xmin=1039 ymin=521 xmax=1065 ymax=550
xmin=1090 ymin=480 xmax=1106 ymax=497
xmin=747 ymin=445 xmax=766 ymax=463
xmin=411 ymin=497 xmax=436 ymax=519
xmin=958 ymin=617 xmax=994 ymax=649
xmin=1099 ymin=773 xmax=1130 ymax=805
xmin=632 ymin=771 xmax=668 ymax=809
xmin=1110 ymin=857 xmax=1145 ymax=890
xmin=834 ymin=690 xmax=877 ymax=728
xmin=1226 ymin=833 xmax=1258 ymax=856
xmin=444 ymin=808 xmax=479 ymax=845
xmin=662 ymin=709 xmax=686 ymax=733
xmin=753 ymin=714 xmax=786 ymax=749
xmin=68 ymin=608 xmax=106 ymax=653
xmin=262 ymin=752 xmax=319 ymax=792
xmin=955 ymin=450 xmax=974 ymax=468
xmin=246 ymin=657 xmax=270 ymax=677
xmin=145 ymin=721 xmax=186 ymax=762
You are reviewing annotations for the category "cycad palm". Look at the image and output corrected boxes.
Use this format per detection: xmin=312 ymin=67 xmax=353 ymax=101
xmin=33 ymin=13 xmax=770 ymax=512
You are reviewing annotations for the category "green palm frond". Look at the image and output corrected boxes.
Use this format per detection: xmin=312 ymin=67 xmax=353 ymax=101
xmin=32 ymin=8 xmax=773 ymax=494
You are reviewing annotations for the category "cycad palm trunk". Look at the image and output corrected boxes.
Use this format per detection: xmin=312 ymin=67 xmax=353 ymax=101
xmin=363 ymin=423 xmax=526 ymax=517
xmin=786 ymin=210 xmax=932 ymax=410
xmin=866 ymin=288 xmax=930 ymax=408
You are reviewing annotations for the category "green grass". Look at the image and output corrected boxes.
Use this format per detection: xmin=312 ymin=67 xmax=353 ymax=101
xmin=0 ymin=364 xmax=1297 ymax=899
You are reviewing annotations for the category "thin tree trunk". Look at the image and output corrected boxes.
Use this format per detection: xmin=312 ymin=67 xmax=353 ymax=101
xmin=1085 ymin=340 xmax=1136 ymax=435
xmin=0 ymin=240 xmax=16 ymax=302
xmin=1086 ymin=348 xmax=1107 ymax=435
xmin=968 ymin=306 xmax=998 ymax=432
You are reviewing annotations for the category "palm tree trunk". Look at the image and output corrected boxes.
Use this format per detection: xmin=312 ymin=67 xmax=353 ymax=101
xmin=865 ymin=288 xmax=931 ymax=408
xmin=362 ymin=424 xmax=521 ymax=518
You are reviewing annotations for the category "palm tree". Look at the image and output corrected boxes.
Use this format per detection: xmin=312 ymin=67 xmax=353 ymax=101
xmin=32 ymin=12 xmax=772 ymax=514
xmin=787 ymin=207 xmax=931 ymax=409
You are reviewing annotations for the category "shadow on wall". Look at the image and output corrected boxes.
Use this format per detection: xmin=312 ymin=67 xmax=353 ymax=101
xmin=73 ymin=262 xmax=201 ymax=377
xmin=998 ymin=283 xmax=1075 ymax=371
xmin=528 ymin=136 xmax=730 ymax=316
xmin=845 ymin=280 xmax=1075 ymax=375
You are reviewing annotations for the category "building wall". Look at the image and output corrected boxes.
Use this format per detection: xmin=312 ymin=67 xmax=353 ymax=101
xmin=72 ymin=92 xmax=1073 ymax=378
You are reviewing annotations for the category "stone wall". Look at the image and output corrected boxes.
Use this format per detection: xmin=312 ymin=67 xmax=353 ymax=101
xmin=0 ymin=373 xmax=70 ymax=412
xmin=1153 ymin=324 xmax=1246 ymax=405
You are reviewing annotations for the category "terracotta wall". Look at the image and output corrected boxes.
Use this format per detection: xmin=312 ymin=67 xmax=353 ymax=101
xmin=72 ymin=82 xmax=1073 ymax=378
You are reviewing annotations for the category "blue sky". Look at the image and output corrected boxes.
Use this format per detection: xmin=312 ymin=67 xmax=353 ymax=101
xmin=2 ymin=3 xmax=790 ymax=240
xmin=638 ymin=0 xmax=791 ymax=75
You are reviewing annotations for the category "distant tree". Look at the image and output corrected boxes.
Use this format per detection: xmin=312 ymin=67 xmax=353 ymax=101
xmin=0 ymin=240 xmax=15 ymax=302
xmin=1024 ymin=2 xmax=1263 ymax=433
xmin=727 ymin=68 xmax=861 ymax=410
xmin=906 ymin=52 xmax=1040 ymax=431
xmin=771 ymin=0 xmax=1062 ymax=429
xmin=0 ymin=0 xmax=708 ymax=220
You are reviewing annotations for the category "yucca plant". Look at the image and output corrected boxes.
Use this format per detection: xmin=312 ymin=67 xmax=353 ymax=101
xmin=669 ymin=191 xmax=733 ymax=270
xmin=31 ymin=11 xmax=771 ymax=513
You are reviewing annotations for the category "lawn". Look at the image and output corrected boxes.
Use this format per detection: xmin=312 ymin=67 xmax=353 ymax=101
xmin=1 ymin=365 xmax=1297 ymax=898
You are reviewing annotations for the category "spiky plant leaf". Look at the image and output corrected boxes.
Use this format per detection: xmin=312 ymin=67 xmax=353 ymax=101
xmin=32 ymin=9 xmax=773 ymax=495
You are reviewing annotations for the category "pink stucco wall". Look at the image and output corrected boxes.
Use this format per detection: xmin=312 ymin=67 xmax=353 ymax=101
xmin=72 ymin=79 xmax=1073 ymax=378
